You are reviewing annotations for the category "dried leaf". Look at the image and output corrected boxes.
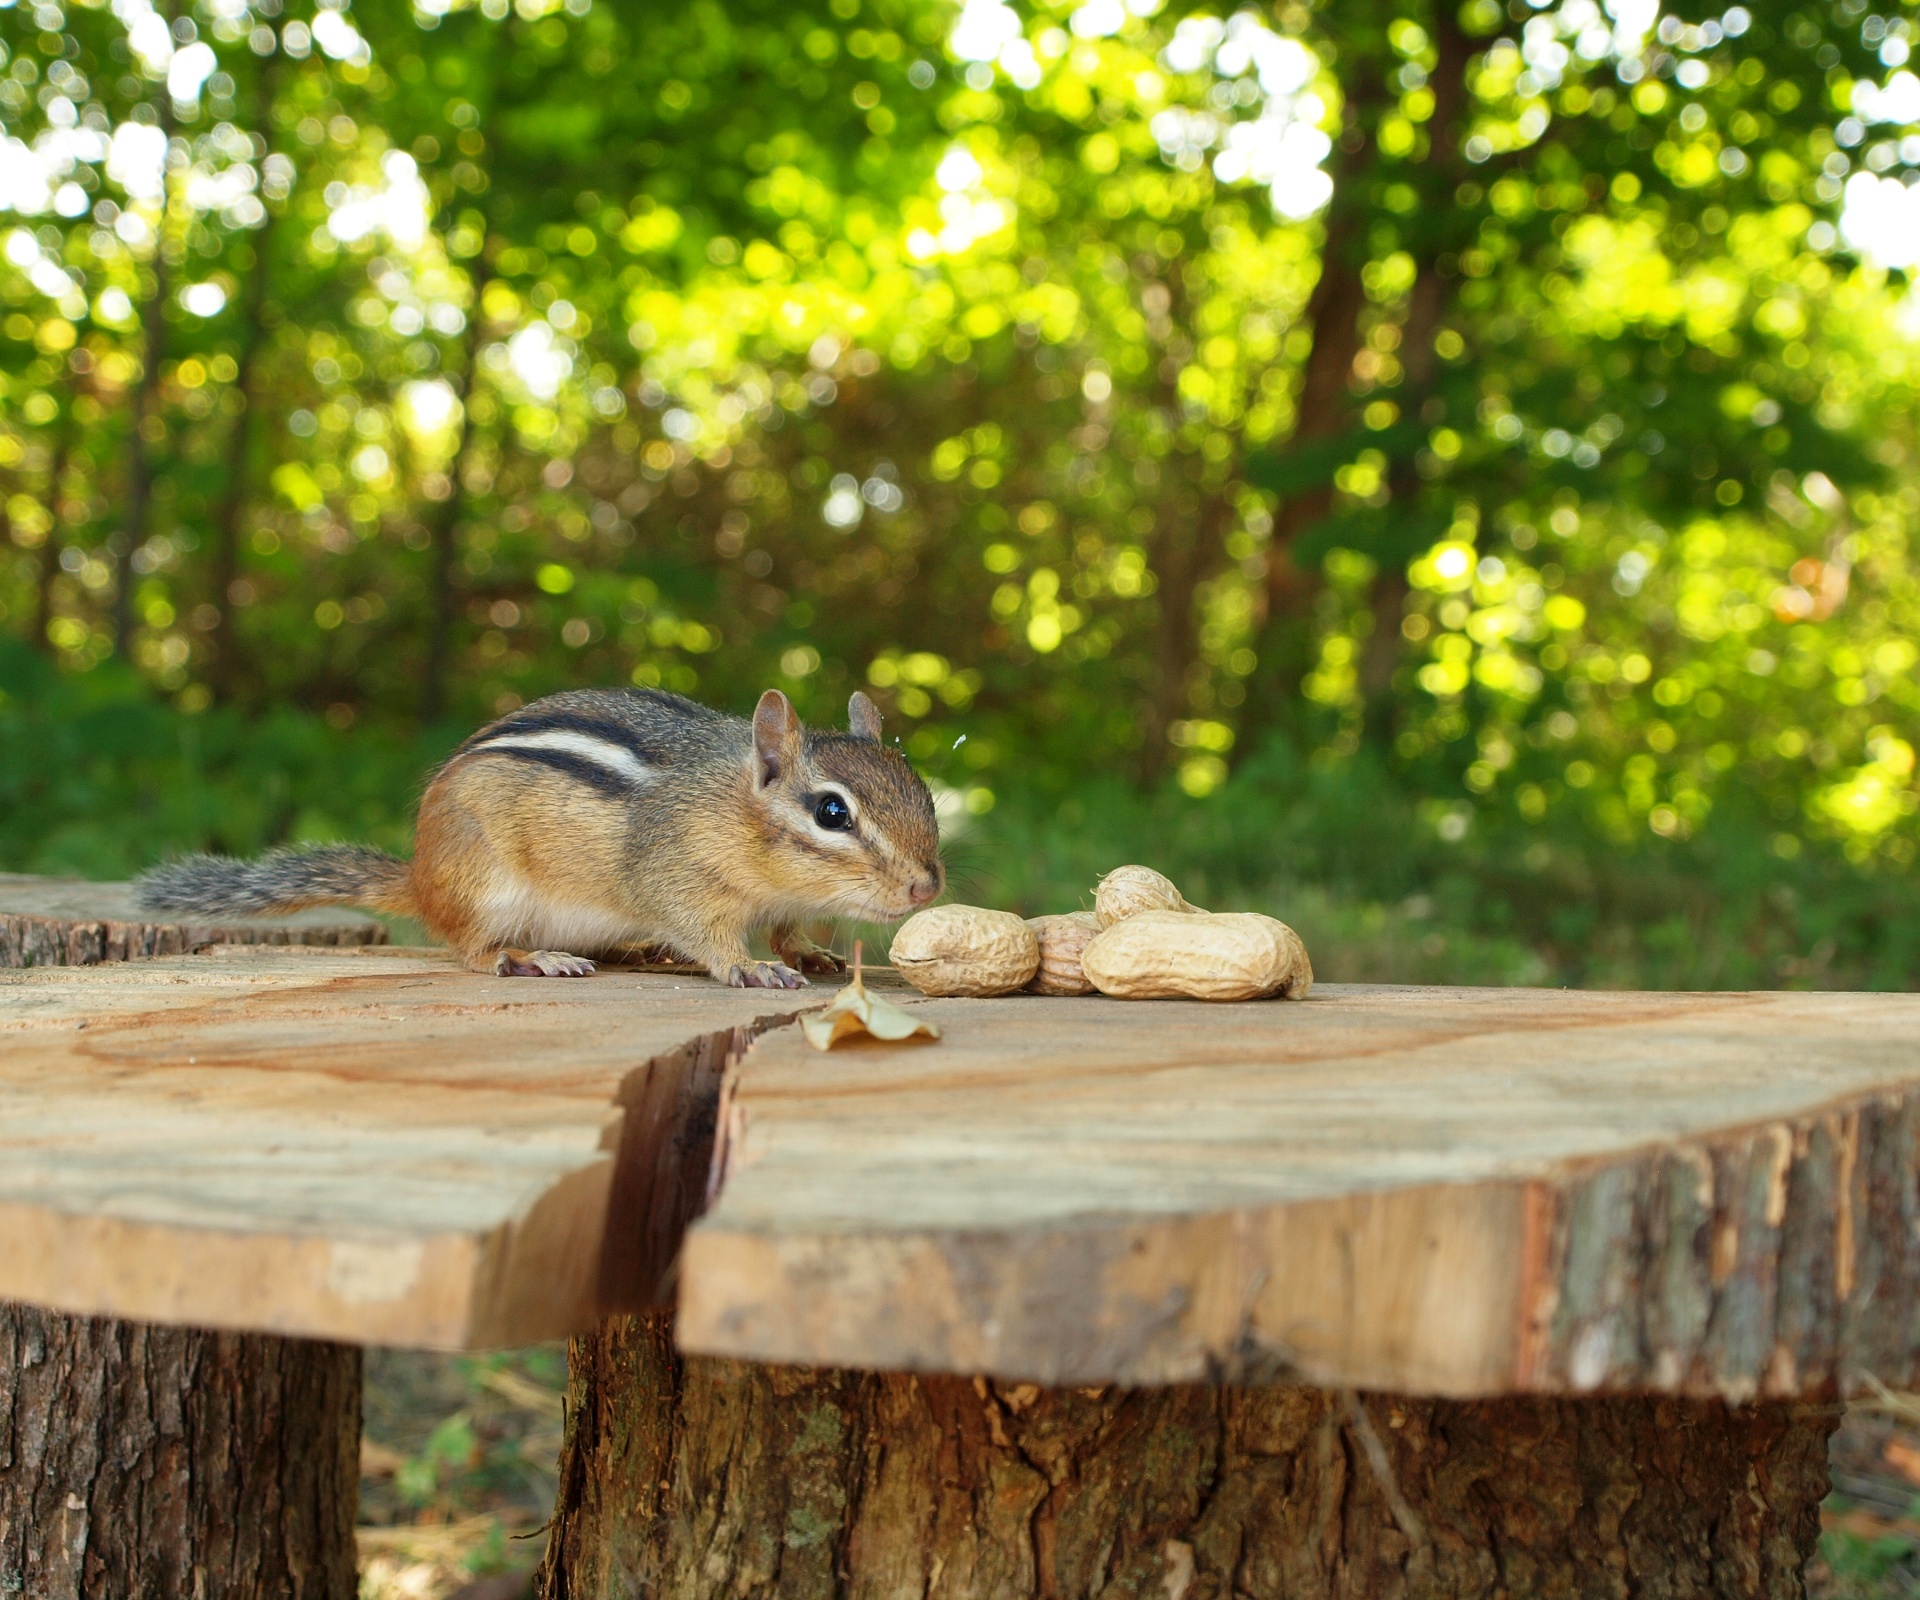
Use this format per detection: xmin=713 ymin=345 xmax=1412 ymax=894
xmin=800 ymin=952 xmax=941 ymax=1052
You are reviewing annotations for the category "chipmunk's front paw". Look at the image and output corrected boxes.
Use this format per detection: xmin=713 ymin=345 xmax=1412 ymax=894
xmin=494 ymin=949 xmax=597 ymax=977
xmin=774 ymin=942 xmax=846 ymax=976
xmin=725 ymin=960 xmax=807 ymax=990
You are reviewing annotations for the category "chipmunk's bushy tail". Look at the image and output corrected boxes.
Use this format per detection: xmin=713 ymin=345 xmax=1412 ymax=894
xmin=135 ymin=845 xmax=415 ymax=918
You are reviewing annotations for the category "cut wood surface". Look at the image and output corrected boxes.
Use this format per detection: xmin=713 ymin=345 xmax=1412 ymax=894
xmin=14 ymin=944 xmax=1920 ymax=1399
xmin=0 ymin=946 xmax=816 ymax=1347
xmin=679 ymin=984 xmax=1920 ymax=1399
xmin=0 ymin=871 xmax=388 ymax=966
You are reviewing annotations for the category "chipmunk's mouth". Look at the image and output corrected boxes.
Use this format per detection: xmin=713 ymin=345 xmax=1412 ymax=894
xmin=847 ymin=890 xmax=920 ymax=921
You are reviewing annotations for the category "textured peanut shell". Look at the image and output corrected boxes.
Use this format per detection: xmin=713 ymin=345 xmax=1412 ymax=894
xmin=1024 ymin=912 xmax=1101 ymax=996
xmin=889 ymin=905 xmax=1040 ymax=997
xmin=1093 ymin=865 xmax=1202 ymax=927
xmin=1081 ymin=910 xmax=1313 ymax=1002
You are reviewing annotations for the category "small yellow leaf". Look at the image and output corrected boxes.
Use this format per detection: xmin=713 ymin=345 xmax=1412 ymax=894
xmin=800 ymin=960 xmax=941 ymax=1052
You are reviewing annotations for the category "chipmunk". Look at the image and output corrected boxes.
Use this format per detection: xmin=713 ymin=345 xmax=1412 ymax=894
xmin=135 ymin=687 xmax=945 ymax=988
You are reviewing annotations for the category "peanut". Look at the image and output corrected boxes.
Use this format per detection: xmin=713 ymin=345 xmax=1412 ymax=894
xmin=889 ymin=905 xmax=1040 ymax=997
xmin=1093 ymin=864 xmax=1201 ymax=927
xmin=1081 ymin=909 xmax=1313 ymax=1002
xmin=1025 ymin=911 xmax=1101 ymax=995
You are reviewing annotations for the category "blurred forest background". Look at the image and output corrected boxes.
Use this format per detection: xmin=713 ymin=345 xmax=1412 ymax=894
xmin=2 ymin=0 xmax=1920 ymax=988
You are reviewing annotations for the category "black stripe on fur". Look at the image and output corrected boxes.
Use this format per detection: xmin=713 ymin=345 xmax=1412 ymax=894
xmin=462 ymin=744 xmax=633 ymax=796
xmin=454 ymin=710 xmax=668 ymax=767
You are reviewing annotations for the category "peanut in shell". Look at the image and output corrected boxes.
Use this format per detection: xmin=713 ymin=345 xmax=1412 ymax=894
xmin=1025 ymin=911 xmax=1101 ymax=995
xmin=1080 ymin=909 xmax=1313 ymax=1002
xmin=1093 ymin=864 xmax=1201 ymax=927
xmin=889 ymin=905 xmax=1040 ymax=997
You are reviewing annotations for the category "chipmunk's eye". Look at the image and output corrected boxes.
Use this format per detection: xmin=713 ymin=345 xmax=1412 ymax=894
xmin=814 ymin=793 xmax=853 ymax=831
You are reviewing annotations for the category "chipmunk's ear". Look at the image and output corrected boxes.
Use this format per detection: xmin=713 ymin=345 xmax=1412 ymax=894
xmin=848 ymin=690 xmax=883 ymax=743
xmin=752 ymin=689 xmax=803 ymax=788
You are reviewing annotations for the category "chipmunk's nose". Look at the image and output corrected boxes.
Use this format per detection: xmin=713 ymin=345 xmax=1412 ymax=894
xmin=908 ymin=871 xmax=941 ymax=905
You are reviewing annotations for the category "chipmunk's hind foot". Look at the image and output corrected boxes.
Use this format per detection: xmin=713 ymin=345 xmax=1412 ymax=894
xmin=492 ymin=948 xmax=597 ymax=977
xmin=724 ymin=960 xmax=807 ymax=989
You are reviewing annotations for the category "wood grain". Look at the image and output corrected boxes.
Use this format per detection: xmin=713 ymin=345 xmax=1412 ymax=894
xmin=18 ymin=948 xmax=1920 ymax=1396
xmin=0 ymin=872 xmax=388 ymax=966
xmin=678 ymin=983 xmax=1920 ymax=1397
xmin=0 ymin=946 xmax=817 ymax=1347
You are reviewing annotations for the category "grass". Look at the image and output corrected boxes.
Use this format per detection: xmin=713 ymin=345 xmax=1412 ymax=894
xmin=356 ymin=1347 xmax=565 ymax=1600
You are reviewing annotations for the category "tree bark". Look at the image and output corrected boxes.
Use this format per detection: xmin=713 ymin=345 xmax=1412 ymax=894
xmin=540 ymin=1313 xmax=1836 ymax=1600
xmin=0 ymin=1302 xmax=360 ymax=1600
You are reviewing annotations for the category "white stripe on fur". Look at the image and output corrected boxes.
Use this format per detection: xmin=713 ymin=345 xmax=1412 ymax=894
xmin=471 ymin=730 xmax=655 ymax=784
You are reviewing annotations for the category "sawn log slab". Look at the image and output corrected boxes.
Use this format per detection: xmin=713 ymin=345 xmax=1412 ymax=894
xmin=678 ymin=983 xmax=1920 ymax=1399
xmin=15 ymin=949 xmax=1920 ymax=1399
xmin=0 ymin=946 xmax=816 ymax=1348
xmin=0 ymin=872 xmax=388 ymax=965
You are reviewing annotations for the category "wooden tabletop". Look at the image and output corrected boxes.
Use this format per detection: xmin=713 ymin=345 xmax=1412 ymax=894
xmin=0 ymin=946 xmax=815 ymax=1347
xmin=8 ymin=947 xmax=1920 ymax=1399
xmin=679 ymin=984 xmax=1920 ymax=1399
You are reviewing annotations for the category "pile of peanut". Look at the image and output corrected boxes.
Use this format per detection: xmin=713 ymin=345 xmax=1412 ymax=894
xmin=887 ymin=865 xmax=1313 ymax=1002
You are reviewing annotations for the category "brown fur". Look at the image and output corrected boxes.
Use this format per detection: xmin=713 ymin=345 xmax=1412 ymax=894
xmin=331 ymin=689 xmax=938 ymax=985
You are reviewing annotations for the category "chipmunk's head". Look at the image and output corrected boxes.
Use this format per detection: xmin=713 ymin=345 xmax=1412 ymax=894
xmin=748 ymin=689 xmax=944 ymax=921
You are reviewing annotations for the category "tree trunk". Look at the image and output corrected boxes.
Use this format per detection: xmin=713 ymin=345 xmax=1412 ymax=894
xmin=21 ymin=412 xmax=72 ymax=657
xmin=117 ymin=72 xmax=177 ymax=656
xmin=420 ymin=246 xmax=492 ymax=724
xmin=0 ymin=1302 xmax=360 ymax=1600
xmin=0 ymin=877 xmax=388 ymax=966
xmin=204 ymin=44 xmax=293 ymax=704
xmin=0 ymin=886 xmax=370 ymax=1598
xmin=1358 ymin=4 xmax=1475 ymax=750
xmin=1235 ymin=159 xmax=1368 ymax=758
xmin=1142 ymin=489 xmax=1232 ymax=779
xmin=540 ymin=1313 xmax=1836 ymax=1600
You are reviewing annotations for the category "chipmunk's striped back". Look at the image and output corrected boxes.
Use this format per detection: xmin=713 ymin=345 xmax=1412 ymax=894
xmin=443 ymin=689 xmax=737 ymax=796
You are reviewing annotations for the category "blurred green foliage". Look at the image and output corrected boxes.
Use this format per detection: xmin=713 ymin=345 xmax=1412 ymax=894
xmin=357 ymin=1345 xmax=566 ymax=1595
xmin=3 ymin=0 xmax=1919 ymax=986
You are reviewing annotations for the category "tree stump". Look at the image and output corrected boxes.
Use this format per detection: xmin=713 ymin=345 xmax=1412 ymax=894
xmin=0 ymin=871 xmax=387 ymax=967
xmin=539 ymin=1314 xmax=1837 ymax=1600
xmin=1 ymin=877 xmax=379 ymax=1600
xmin=0 ymin=1303 xmax=360 ymax=1600
xmin=16 ymin=946 xmax=1920 ymax=1600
